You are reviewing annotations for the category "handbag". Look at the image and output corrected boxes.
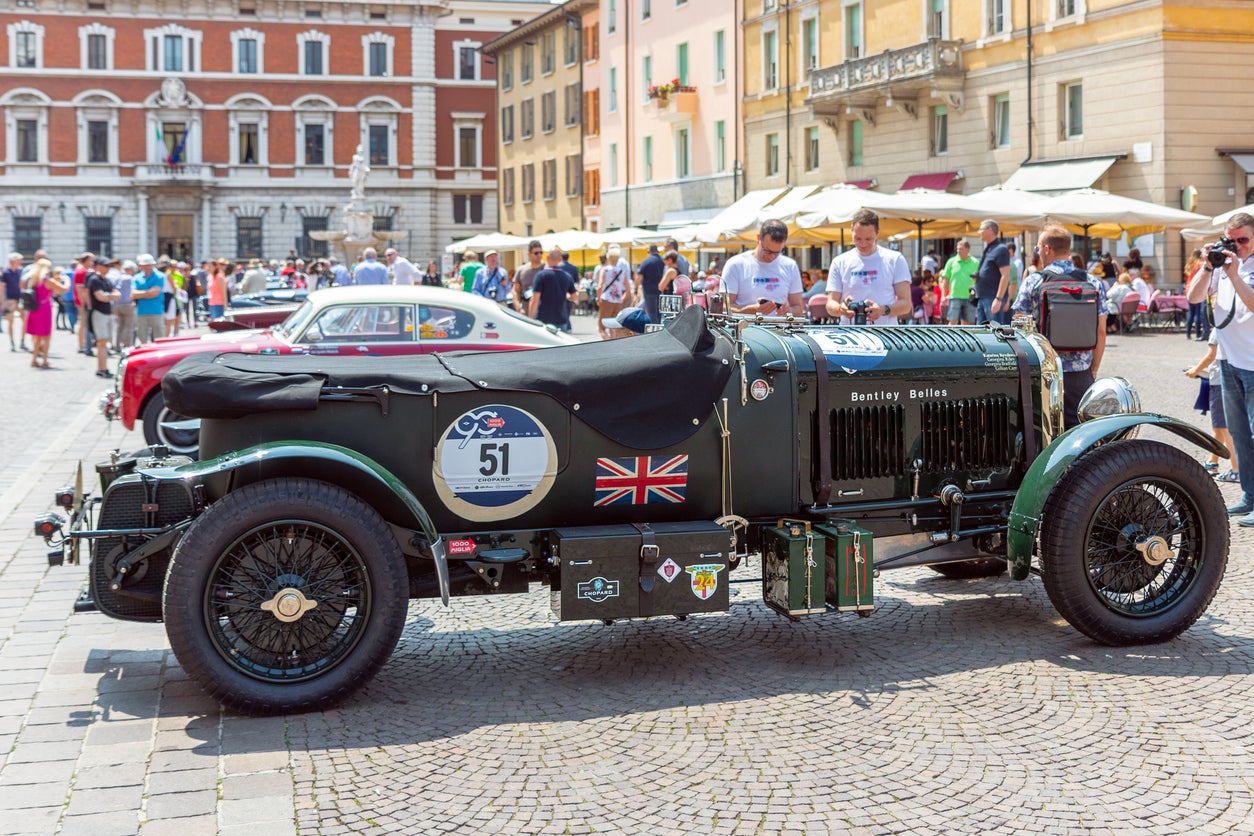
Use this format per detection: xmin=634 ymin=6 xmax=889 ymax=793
xmin=19 ymin=286 xmax=39 ymax=312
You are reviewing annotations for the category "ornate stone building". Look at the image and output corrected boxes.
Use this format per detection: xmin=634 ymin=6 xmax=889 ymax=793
xmin=0 ymin=0 xmax=549 ymax=264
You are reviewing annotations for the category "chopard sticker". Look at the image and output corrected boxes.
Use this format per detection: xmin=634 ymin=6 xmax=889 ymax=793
xmin=433 ymin=405 xmax=558 ymax=522
xmin=687 ymin=563 xmax=725 ymax=600
xmin=577 ymin=577 xmax=620 ymax=603
xmin=808 ymin=328 xmax=889 ymax=374
xmin=657 ymin=557 xmax=681 ymax=583
xmin=750 ymin=378 xmax=771 ymax=401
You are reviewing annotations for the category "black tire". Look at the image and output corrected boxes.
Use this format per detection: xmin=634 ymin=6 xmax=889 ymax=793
xmin=929 ymin=558 xmax=1006 ymax=579
xmin=142 ymin=390 xmax=201 ymax=459
xmin=1040 ymin=439 xmax=1228 ymax=645
xmin=163 ymin=479 xmax=409 ymax=714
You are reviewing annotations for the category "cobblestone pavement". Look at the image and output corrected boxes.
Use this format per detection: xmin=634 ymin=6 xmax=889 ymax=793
xmin=1 ymin=317 xmax=1252 ymax=835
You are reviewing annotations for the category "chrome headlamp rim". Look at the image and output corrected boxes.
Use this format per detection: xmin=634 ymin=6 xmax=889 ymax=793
xmin=1077 ymin=376 xmax=1142 ymax=423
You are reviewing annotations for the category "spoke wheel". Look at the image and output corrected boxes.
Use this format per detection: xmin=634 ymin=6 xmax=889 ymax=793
xmin=206 ymin=521 xmax=370 ymax=683
xmin=164 ymin=479 xmax=408 ymax=714
xmin=1040 ymin=440 xmax=1228 ymax=645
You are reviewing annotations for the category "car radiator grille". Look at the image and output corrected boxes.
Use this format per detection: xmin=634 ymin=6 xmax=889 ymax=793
xmin=91 ymin=480 xmax=195 ymax=622
xmin=829 ymin=405 xmax=906 ymax=480
xmin=920 ymin=396 xmax=1014 ymax=472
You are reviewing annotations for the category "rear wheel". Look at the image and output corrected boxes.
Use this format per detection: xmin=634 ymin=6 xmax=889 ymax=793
xmin=163 ymin=479 xmax=408 ymax=714
xmin=1040 ymin=440 xmax=1227 ymax=645
xmin=141 ymin=390 xmax=200 ymax=459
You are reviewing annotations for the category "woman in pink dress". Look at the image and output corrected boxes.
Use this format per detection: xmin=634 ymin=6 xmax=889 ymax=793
xmin=24 ymin=259 xmax=69 ymax=368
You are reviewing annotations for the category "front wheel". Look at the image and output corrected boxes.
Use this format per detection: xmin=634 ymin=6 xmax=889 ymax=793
xmin=141 ymin=390 xmax=201 ymax=459
xmin=1040 ymin=440 xmax=1228 ymax=645
xmin=163 ymin=479 xmax=409 ymax=714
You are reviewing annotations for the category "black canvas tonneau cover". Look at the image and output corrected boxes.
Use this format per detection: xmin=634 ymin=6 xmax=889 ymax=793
xmin=163 ymin=306 xmax=735 ymax=449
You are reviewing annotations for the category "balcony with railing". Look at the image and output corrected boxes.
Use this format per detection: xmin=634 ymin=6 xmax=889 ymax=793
xmin=807 ymin=38 xmax=964 ymax=117
xmin=645 ymin=81 xmax=698 ymax=122
xmin=133 ymin=163 xmax=214 ymax=183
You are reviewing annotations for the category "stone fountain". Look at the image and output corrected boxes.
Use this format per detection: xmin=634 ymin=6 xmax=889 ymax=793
xmin=309 ymin=145 xmax=396 ymax=261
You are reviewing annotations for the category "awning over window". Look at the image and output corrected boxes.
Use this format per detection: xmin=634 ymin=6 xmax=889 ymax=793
xmin=899 ymin=171 xmax=959 ymax=192
xmin=1227 ymin=153 xmax=1254 ymax=174
xmin=1003 ymin=156 xmax=1119 ymax=193
xmin=836 ymin=179 xmax=876 ymax=189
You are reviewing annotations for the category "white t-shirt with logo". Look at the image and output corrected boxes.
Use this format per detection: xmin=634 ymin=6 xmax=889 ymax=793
xmin=719 ymin=250 xmax=803 ymax=307
xmin=826 ymin=246 xmax=911 ymax=326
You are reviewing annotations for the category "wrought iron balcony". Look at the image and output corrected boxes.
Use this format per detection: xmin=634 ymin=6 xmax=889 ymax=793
xmin=807 ymin=38 xmax=964 ymax=115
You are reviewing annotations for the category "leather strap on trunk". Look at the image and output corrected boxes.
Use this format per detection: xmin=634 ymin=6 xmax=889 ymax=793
xmin=796 ymin=334 xmax=833 ymax=506
xmin=632 ymin=522 xmax=660 ymax=617
xmin=998 ymin=329 xmax=1038 ymax=471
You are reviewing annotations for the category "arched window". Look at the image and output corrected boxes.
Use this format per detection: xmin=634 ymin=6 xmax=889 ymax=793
xmin=7 ymin=20 xmax=45 ymax=69
xmin=293 ymin=95 xmax=337 ymax=170
xmin=231 ymin=27 xmax=265 ymax=74
xmin=358 ymin=96 xmax=400 ymax=168
xmin=362 ymin=31 xmax=394 ymax=77
xmin=226 ymin=94 xmax=271 ymax=168
xmin=78 ymin=22 xmax=114 ymax=71
xmin=143 ymin=23 xmax=202 ymax=73
xmin=1 ymin=88 xmax=51 ymax=166
xmin=74 ymin=90 xmax=122 ymax=166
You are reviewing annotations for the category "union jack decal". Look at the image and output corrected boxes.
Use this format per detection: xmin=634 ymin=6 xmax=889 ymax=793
xmin=594 ymin=455 xmax=689 ymax=506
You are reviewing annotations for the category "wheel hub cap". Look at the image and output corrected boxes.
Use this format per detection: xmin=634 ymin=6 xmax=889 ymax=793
xmin=260 ymin=587 xmax=318 ymax=623
xmin=1134 ymin=535 xmax=1174 ymax=566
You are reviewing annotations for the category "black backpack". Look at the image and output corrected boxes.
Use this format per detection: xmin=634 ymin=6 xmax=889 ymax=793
xmin=1037 ymin=264 xmax=1100 ymax=351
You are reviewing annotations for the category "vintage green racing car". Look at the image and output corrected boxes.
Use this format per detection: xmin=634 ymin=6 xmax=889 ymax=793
xmin=35 ymin=307 xmax=1230 ymax=714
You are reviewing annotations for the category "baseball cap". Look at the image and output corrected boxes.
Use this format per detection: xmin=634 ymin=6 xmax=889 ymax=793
xmin=136 ymin=253 xmax=156 ymax=266
xmin=602 ymin=306 xmax=650 ymax=334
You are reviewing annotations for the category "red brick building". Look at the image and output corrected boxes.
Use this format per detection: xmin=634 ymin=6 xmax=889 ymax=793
xmin=0 ymin=0 xmax=548 ymax=265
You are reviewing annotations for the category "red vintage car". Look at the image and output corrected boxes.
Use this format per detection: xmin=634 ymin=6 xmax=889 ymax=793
xmin=99 ymin=285 xmax=579 ymax=457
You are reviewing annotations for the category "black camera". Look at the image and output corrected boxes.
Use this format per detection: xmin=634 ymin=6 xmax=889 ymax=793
xmin=1208 ymin=237 xmax=1238 ymax=269
xmin=846 ymin=300 xmax=869 ymax=325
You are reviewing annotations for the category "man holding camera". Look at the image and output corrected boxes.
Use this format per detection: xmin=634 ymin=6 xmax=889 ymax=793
xmin=1187 ymin=212 xmax=1254 ymax=523
xmin=826 ymin=209 xmax=912 ymax=325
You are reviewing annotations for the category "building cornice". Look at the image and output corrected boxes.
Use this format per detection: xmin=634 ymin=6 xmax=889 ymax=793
xmin=481 ymin=0 xmax=594 ymax=56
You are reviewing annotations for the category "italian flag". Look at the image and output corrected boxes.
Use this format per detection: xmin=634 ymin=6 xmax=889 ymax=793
xmin=154 ymin=123 xmax=164 ymax=161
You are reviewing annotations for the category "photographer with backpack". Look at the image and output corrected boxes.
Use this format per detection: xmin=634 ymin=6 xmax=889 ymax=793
xmin=1013 ymin=224 xmax=1108 ymax=429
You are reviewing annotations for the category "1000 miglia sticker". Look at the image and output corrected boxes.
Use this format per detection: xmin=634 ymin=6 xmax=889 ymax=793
xmin=433 ymin=405 xmax=558 ymax=521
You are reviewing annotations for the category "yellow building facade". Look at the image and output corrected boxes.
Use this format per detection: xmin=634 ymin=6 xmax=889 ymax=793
xmin=742 ymin=0 xmax=1254 ymax=250
xmin=484 ymin=0 xmax=593 ymax=238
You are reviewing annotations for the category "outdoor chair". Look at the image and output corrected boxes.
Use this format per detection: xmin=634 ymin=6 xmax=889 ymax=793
xmin=1117 ymin=293 xmax=1142 ymax=333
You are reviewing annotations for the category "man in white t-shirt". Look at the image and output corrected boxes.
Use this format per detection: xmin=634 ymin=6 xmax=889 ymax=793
xmin=719 ymin=219 xmax=804 ymax=316
xmin=826 ymin=209 xmax=913 ymax=325
xmin=385 ymin=248 xmax=419 ymax=285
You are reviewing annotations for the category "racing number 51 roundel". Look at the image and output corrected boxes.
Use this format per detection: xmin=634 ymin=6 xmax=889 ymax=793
xmin=433 ymin=405 xmax=558 ymax=522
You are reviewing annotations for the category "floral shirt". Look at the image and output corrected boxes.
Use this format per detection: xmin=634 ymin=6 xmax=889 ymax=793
xmin=1013 ymin=259 xmax=1107 ymax=372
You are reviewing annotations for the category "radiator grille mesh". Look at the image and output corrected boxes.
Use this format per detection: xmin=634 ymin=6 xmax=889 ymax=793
xmin=920 ymin=396 xmax=1013 ymax=472
xmin=91 ymin=480 xmax=194 ymax=622
xmin=829 ymin=405 xmax=906 ymax=480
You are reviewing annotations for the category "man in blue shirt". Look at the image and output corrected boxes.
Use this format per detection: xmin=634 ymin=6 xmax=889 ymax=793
xmin=633 ymin=245 xmax=666 ymax=324
xmin=471 ymin=251 xmax=510 ymax=303
xmin=1013 ymin=225 xmax=1107 ymax=429
xmin=529 ymin=248 xmax=576 ymax=330
xmin=352 ymin=248 xmax=389 ymax=285
xmin=132 ymin=254 xmax=167 ymax=343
